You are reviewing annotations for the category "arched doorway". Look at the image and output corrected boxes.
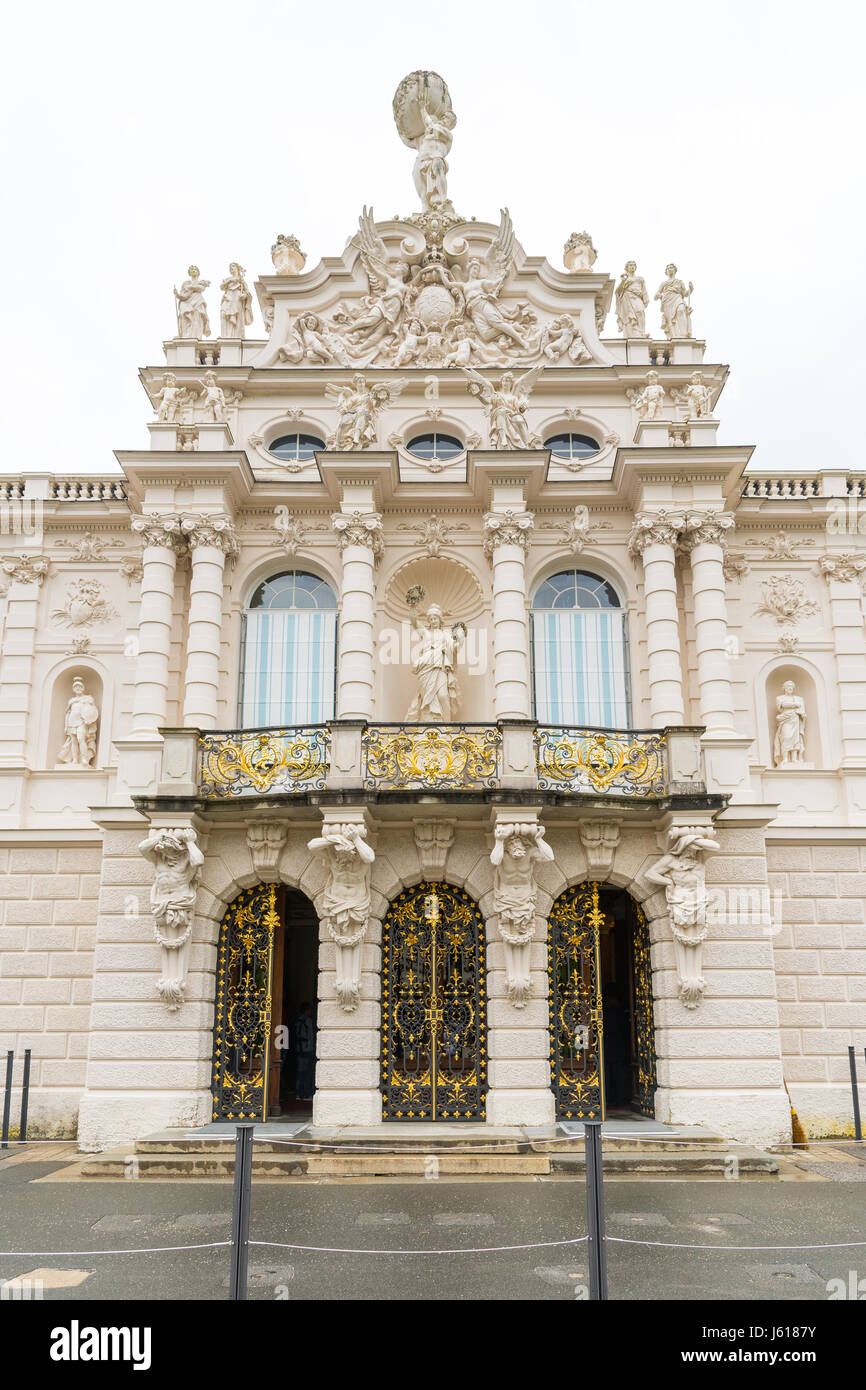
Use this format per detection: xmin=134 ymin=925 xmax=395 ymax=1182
xmin=381 ymin=883 xmax=487 ymax=1121
xmin=211 ymin=884 xmax=319 ymax=1122
xmin=548 ymin=882 xmax=657 ymax=1120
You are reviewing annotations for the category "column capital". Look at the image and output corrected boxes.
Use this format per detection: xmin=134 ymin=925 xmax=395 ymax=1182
xmin=331 ymin=509 xmax=384 ymax=563
xmin=180 ymin=512 xmax=239 ymax=558
xmin=818 ymin=551 xmax=866 ymax=585
xmin=482 ymin=509 xmax=534 ymax=561
xmin=627 ymin=508 xmax=686 ymax=558
xmin=679 ymin=509 xmax=736 ymax=554
xmin=131 ymin=512 xmax=186 ymax=552
xmin=0 ymin=552 xmax=50 ymax=587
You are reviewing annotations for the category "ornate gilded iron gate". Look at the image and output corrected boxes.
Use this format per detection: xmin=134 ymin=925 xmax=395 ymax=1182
xmin=381 ymin=883 xmax=486 ymax=1121
xmin=630 ymin=900 xmax=658 ymax=1117
xmin=212 ymin=884 xmax=279 ymax=1121
xmin=548 ymin=882 xmax=605 ymax=1120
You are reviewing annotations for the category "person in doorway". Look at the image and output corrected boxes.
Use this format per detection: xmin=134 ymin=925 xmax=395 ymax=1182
xmin=294 ymin=1002 xmax=315 ymax=1102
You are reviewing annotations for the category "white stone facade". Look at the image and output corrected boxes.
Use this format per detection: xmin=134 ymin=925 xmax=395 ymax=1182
xmin=0 ymin=73 xmax=864 ymax=1150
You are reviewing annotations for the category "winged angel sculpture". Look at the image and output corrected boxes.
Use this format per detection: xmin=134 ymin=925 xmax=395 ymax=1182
xmin=316 ymin=208 xmax=537 ymax=369
xmin=461 ymin=364 xmax=545 ymax=449
xmin=325 ymin=372 xmax=408 ymax=449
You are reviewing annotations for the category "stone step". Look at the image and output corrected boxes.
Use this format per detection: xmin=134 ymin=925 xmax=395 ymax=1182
xmin=79 ymin=1144 xmax=779 ymax=1179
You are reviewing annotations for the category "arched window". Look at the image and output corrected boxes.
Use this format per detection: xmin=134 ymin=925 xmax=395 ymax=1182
xmin=240 ymin=571 xmax=337 ymax=726
xmin=268 ymin=433 xmax=324 ymax=463
xmin=406 ymin=432 xmax=464 ymax=461
xmin=544 ymin=432 xmax=600 ymax=461
xmin=531 ymin=570 xmax=630 ymax=726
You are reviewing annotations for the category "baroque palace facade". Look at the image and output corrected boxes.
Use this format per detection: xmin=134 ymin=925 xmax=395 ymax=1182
xmin=1 ymin=72 xmax=864 ymax=1152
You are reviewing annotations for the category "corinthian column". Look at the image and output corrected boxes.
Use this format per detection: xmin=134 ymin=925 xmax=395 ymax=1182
xmin=130 ymin=514 xmax=185 ymax=736
xmin=679 ymin=510 xmax=736 ymax=736
xmin=483 ymin=509 xmax=534 ymax=720
xmin=628 ymin=510 xmax=685 ymax=727
xmin=332 ymin=509 xmax=383 ymax=720
xmin=180 ymin=514 xmax=239 ymax=729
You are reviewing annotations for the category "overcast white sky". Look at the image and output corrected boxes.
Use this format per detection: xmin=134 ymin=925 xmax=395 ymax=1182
xmin=3 ymin=0 xmax=863 ymax=475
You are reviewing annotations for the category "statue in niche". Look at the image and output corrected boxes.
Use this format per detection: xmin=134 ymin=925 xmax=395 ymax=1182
xmin=462 ymin=364 xmax=544 ymax=449
xmin=307 ymin=821 xmax=375 ymax=1012
xmin=655 ymin=264 xmax=693 ymax=339
xmin=393 ymin=70 xmax=457 ymax=212
xmin=490 ymin=822 xmax=555 ymax=1007
xmin=219 ymin=263 xmax=253 ymax=338
xmin=138 ymin=826 xmax=204 ymax=1011
xmin=152 ymin=371 xmax=188 ymax=423
xmin=615 ymin=261 xmax=649 ymax=337
xmin=325 ymin=373 xmax=407 ymax=450
xmin=773 ymin=680 xmax=807 ymax=766
xmin=174 ymin=266 xmax=211 ymax=339
xmin=56 ymin=676 xmax=99 ymax=768
xmin=405 ymin=588 xmax=466 ymax=722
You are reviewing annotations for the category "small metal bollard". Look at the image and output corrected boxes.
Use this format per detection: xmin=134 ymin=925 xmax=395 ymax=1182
xmin=849 ymin=1046 xmax=862 ymax=1143
xmin=229 ymin=1122 xmax=255 ymax=1300
xmin=1 ymin=1050 xmax=12 ymax=1151
xmin=584 ymin=1118 xmax=608 ymax=1301
xmin=19 ymin=1050 xmax=31 ymax=1143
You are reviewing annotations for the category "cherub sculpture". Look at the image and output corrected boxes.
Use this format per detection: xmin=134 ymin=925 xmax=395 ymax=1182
xmin=462 ymin=364 xmax=544 ymax=449
xmin=326 ymin=373 xmax=407 ymax=450
xmin=628 ymin=369 xmax=667 ymax=420
xmin=152 ymin=371 xmax=188 ymax=423
xmin=197 ymin=370 xmax=228 ymax=423
xmin=538 ymin=315 xmax=592 ymax=364
xmin=307 ymin=821 xmax=375 ymax=1012
xmin=672 ymin=371 xmax=713 ymax=419
xmin=490 ymin=821 xmax=555 ymax=1007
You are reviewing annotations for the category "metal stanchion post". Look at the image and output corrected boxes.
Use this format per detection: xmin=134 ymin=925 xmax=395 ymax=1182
xmin=849 ymin=1046 xmax=862 ymax=1142
xmin=229 ymin=1122 xmax=255 ymax=1301
xmin=584 ymin=1118 xmax=608 ymax=1301
xmin=1 ymin=1050 xmax=12 ymax=1152
xmin=19 ymin=1049 xmax=31 ymax=1143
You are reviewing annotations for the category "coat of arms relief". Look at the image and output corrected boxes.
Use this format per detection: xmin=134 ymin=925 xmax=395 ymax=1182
xmin=259 ymin=72 xmax=607 ymax=375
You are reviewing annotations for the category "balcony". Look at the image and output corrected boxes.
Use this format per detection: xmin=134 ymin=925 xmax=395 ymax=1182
xmin=154 ymin=721 xmax=709 ymax=806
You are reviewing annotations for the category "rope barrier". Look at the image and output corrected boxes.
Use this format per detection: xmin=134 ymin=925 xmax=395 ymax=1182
xmin=0 ymin=1241 xmax=231 ymax=1257
xmin=248 ymin=1236 xmax=590 ymax=1256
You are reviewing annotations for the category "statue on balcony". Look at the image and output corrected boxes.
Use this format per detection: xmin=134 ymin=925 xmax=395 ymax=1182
xmin=773 ymin=681 xmax=807 ymax=766
xmin=490 ymin=821 xmax=555 ymax=1007
xmin=138 ymin=825 xmax=204 ymax=1012
xmin=405 ymin=589 xmax=466 ymax=723
xmin=307 ymin=820 xmax=375 ymax=1012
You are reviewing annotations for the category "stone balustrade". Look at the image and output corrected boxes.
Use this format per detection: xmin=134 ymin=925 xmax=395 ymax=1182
xmin=155 ymin=721 xmax=708 ymax=802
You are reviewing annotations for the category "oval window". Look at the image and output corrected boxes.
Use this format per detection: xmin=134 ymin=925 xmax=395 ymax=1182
xmin=405 ymin=432 xmax=464 ymax=461
xmin=544 ymin=432 xmax=600 ymax=460
xmin=268 ymin=433 xmax=325 ymax=462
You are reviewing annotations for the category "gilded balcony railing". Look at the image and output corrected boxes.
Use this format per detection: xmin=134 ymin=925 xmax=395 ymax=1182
xmin=535 ymin=726 xmax=667 ymax=797
xmin=199 ymin=726 xmax=331 ymax=798
xmin=362 ymin=724 xmax=502 ymax=791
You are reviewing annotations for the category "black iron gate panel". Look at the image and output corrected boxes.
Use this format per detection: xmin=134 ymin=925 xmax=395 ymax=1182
xmin=381 ymin=883 xmax=486 ymax=1121
xmin=548 ymin=881 xmax=605 ymax=1120
xmin=212 ymin=884 xmax=279 ymax=1121
xmin=631 ymin=900 xmax=658 ymax=1117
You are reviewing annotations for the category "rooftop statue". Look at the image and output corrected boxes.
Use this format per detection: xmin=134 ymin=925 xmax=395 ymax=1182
xmin=219 ymin=263 xmax=253 ymax=339
xmin=615 ymin=261 xmax=648 ymax=338
xmin=393 ymin=71 xmax=457 ymax=214
xmin=655 ymin=263 xmax=693 ymax=339
xmin=174 ymin=266 xmax=210 ymax=339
